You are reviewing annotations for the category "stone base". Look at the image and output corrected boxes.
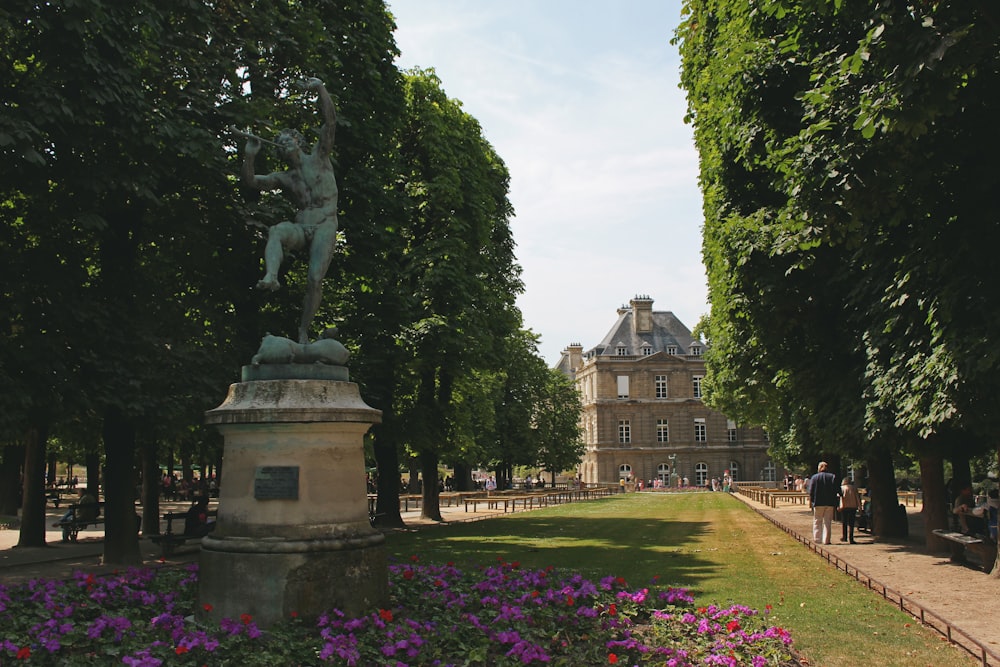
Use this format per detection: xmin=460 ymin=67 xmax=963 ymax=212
xmin=198 ymin=532 xmax=387 ymax=627
xmin=199 ymin=378 xmax=384 ymax=629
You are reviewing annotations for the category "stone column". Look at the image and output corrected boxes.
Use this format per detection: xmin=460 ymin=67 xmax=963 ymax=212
xmin=198 ymin=375 xmax=384 ymax=628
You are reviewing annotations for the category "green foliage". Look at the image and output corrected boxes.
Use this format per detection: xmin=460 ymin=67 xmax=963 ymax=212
xmin=677 ymin=0 xmax=1000 ymax=466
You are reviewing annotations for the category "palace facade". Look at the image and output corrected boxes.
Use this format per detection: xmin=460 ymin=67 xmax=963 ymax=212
xmin=554 ymin=296 xmax=780 ymax=487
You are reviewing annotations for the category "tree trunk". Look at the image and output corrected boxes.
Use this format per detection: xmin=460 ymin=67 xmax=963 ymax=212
xmin=453 ymin=461 xmax=475 ymax=491
xmin=17 ymin=422 xmax=48 ymax=548
xmin=102 ymin=407 xmax=141 ymax=565
xmin=140 ymin=440 xmax=160 ymax=536
xmin=0 ymin=445 xmax=24 ymax=515
xmin=419 ymin=450 xmax=443 ymax=522
xmin=949 ymin=453 xmax=972 ymax=493
xmin=867 ymin=448 xmax=905 ymax=539
xmin=46 ymin=451 xmax=58 ymax=486
xmin=85 ymin=450 xmax=101 ymax=498
xmin=372 ymin=421 xmax=403 ymax=527
xmin=920 ymin=455 xmax=949 ymax=550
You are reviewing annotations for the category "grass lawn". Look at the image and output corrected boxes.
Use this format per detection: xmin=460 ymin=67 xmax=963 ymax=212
xmin=385 ymin=492 xmax=975 ymax=667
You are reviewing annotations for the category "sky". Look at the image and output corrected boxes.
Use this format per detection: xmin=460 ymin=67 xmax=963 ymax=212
xmin=387 ymin=1 xmax=705 ymax=365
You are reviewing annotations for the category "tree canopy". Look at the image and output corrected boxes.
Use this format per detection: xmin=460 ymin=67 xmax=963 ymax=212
xmin=677 ymin=0 xmax=1000 ymax=537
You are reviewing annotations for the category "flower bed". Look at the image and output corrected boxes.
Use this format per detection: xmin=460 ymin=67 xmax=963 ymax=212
xmin=1 ymin=558 xmax=795 ymax=665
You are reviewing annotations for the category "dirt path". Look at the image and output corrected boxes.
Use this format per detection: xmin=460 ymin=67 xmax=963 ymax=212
xmin=736 ymin=493 xmax=1000 ymax=662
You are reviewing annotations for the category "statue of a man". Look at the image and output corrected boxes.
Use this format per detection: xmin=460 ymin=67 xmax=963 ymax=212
xmin=241 ymin=77 xmax=338 ymax=344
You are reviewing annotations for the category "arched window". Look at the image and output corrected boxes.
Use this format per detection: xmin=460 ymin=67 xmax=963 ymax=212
xmin=695 ymin=462 xmax=708 ymax=486
xmin=729 ymin=462 xmax=740 ymax=482
xmin=657 ymin=463 xmax=670 ymax=483
xmin=619 ymin=464 xmax=632 ymax=480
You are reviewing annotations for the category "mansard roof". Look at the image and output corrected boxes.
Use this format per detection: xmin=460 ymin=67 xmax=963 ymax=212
xmin=586 ymin=308 xmax=702 ymax=358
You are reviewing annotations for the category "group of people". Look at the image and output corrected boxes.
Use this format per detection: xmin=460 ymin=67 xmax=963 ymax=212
xmin=808 ymin=461 xmax=863 ymax=545
xmin=161 ymin=473 xmax=218 ymax=501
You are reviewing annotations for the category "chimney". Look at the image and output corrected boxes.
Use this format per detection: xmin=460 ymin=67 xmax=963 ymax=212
xmin=631 ymin=295 xmax=654 ymax=334
xmin=565 ymin=343 xmax=583 ymax=371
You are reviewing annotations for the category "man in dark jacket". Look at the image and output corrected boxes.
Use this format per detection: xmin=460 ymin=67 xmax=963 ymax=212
xmin=809 ymin=461 xmax=839 ymax=545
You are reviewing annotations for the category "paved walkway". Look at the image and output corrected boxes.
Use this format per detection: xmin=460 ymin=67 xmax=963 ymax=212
xmin=732 ymin=491 xmax=1000 ymax=666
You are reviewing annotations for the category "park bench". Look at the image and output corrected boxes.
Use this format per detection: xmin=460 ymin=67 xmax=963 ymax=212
xmin=56 ymin=502 xmax=104 ymax=542
xmin=150 ymin=509 xmax=217 ymax=557
xmin=933 ymin=529 xmax=997 ymax=573
xmin=46 ymin=488 xmax=72 ymax=508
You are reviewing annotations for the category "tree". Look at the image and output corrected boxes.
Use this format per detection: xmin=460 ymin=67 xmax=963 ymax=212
xmin=393 ymin=69 xmax=521 ymax=520
xmin=533 ymin=369 xmax=585 ymax=486
xmin=676 ymin=0 xmax=1000 ymax=540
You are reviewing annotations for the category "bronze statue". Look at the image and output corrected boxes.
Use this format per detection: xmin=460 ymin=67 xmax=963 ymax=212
xmin=239 ymin=77 xmax=339 ymax=344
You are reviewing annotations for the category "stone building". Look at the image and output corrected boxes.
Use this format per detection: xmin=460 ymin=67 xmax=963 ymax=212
xmin=554 ymin=296 xmax=779 ymax=487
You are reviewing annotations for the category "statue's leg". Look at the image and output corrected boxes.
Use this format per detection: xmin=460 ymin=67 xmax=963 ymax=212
xmin=258 ymin=222 xmax=304 ymax=291
xmin=298 ymin=219 xmax=338 ymax=344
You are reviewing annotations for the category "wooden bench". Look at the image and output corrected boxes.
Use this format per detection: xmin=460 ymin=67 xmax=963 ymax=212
xmin=933 ymin=529 xmax=997 ymax=573
xmin=150 ymin=509 xmax=217 ymax=557
xmin=56 ymin=502 xmax=105 ymax=542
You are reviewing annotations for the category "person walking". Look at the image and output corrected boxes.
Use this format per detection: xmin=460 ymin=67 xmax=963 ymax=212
xmin=838 ymin=477 xmax=861 ymax=544
xmin=809 ymin=461 xmax=839 ymax=545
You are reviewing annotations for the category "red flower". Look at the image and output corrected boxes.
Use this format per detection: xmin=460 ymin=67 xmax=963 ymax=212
xmin=765 ymin=604 xmax=773 ymax=611
xmin=203 ymin=603 xmax=214 ymax=613
xmin=565 ymin=595 xmax=575 ymax=607
xmin=290 ymin=611 xmax=298 ymax=618
xmin=16 ymin=646 xmax=30 ymax=660
xmin=608 ymin=653 xmax=618 ymax=664
xmin=175 ymin=646 xmax=189 ymax=655
xmin=511 ymin=561 xmax=520 ymax=569
xmin=727 ymin=620 xmax=741 ymax=633
xmin=379 ymin=609 xmax=393 ymax=622
xmin=240 ymin=613 xmax=253 ymax=625
xmin=434 ymin=579 xmax=444 ymax=587
xmin=609 ymin=603 xmax=617 ymax=616
xmin=403 ymin=569 xmax=414 ymax=580
xmin=615 ymin=576 xmax=626 ymax=586
xmin=410 ymin=554 xmax=420 ymax=562
xmin=531 ymin=590 xmax=540 ymax=598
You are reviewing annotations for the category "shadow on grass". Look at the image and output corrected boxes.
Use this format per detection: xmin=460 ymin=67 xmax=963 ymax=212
xmin=384 ymin=511 xmax=719 ymax=590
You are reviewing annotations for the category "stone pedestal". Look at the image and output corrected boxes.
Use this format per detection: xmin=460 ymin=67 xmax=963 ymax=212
xmin=198 ymin=376 xmax=384 ymax=628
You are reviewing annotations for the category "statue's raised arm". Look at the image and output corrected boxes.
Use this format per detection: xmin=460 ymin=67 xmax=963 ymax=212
xmin=301 ymin=77 xmax=337 ymax=158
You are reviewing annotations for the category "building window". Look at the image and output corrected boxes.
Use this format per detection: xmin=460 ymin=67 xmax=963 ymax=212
xmin=692 ymin=375 xmax=703 ymax=399
xmin=690 ymin=345 xmax=702 ymax=356
xmin=656 ymin=419 xmax=669 ymax=443
xmin=667 ymin=345 xmax=677 ymax=355
xmin=617 ymin=375 xmax=629 ymax=399
xmin=619 ymin=464 xmax=632 ymax=480
xmin=618 ymin=420 xmax=631 ymax=444
xmin=616 ymin=345 xmax=628 ymax=356
xmin=657 ymin=463 xmax=670 ymax=483
xmin=762 ymin=461 xmax=776 ymax=482
xmin=694 ymin=418 xmax=706 ymax=443
xmin=641 ymin=346 xmax=653 ymax=356
xmin=695 ymin=462 xmax=708 ymax=486
xmin=729 ymin=462 xmax=740 ymax=482
xmin=727 ymin=419 xmax=737 ymax=442
xmin=655 ymin=375 xmax=668 ymax=399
